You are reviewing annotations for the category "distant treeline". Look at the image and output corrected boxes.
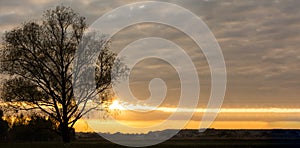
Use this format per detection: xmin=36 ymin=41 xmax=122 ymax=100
xmin=175 ymin=129 xmax=300 ymax=139
xmin=77 ymin=128 xmax=300 ymax=141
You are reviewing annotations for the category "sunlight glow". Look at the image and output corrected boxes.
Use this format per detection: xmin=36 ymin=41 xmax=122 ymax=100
xmin=108 ymin=101 xmax=300 ymax=113
xmin=109 ymin=100 xmax=124 ymax=110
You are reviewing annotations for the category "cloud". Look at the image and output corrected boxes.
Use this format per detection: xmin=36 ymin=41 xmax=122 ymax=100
xmin=0 ymin=0 xmax=300 ymax=108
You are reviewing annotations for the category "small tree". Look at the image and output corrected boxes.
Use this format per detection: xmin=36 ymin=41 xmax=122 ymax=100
xmin=0 ymin=6 xmax=127 ymax=142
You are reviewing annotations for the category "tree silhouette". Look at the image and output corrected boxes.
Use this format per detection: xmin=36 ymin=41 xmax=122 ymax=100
xmin=0 ymin=6 xmax=127 ymax=142
xmin=0 ymin=110 xmax=9 ymax=141
xmin=8 ymin=114 xmax=60 ymax=142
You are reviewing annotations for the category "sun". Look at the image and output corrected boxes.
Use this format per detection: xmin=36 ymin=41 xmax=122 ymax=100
xmin=109 ymin=100 xmax=123 ymax=110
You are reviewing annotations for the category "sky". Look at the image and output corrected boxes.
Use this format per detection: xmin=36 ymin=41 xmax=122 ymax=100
xmin=1 ymin=0 xmax=300 ymax=133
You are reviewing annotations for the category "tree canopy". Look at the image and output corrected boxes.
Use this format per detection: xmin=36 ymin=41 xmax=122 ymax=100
xmin=0 ymin=6 xmax=127 ymax=142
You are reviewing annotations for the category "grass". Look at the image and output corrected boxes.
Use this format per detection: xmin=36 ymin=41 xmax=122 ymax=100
xmin=1 ymin=139 xmax=300 ymax=148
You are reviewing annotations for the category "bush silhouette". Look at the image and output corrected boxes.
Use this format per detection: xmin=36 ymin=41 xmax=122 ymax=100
xmin=0 ymin=110 xmax=9 ymax=141
xmin=8 ymin=114 xmax=60 ymax=141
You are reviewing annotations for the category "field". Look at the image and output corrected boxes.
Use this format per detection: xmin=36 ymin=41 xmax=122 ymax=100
xmin=1 ymin=139 xmax=300 ymax=148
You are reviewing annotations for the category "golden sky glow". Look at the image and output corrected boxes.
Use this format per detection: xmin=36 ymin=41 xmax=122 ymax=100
xmin=74 ymin=111 xmax=300 ymax=133
xmin=74 ymin=100 xmax=300 ymax=133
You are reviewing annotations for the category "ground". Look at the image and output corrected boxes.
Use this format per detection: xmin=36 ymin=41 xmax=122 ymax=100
xmin=1 ymin=139 xmax=300 ymax=148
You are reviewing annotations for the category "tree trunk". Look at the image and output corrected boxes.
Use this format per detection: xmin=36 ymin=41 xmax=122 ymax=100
xmin=61 ymin=123 xmax=71 ymax=143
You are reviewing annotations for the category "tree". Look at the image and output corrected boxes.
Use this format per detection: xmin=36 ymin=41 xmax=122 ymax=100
xmin=0 ymin=6 xmax=127 ymax=142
